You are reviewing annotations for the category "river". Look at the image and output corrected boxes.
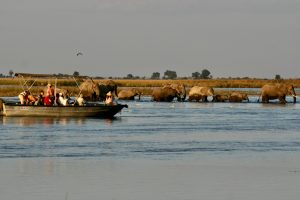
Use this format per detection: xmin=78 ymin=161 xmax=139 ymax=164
xmin=1 ymin=96 xmax=300 ymax=200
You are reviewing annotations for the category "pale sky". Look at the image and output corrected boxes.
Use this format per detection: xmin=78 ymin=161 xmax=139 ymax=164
xmin=0 ymin=0 xmax=299 ymax=78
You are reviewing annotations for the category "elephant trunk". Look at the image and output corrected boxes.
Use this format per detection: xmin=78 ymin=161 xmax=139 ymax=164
xmin=114 ymin=87 xmax=118 ymax=97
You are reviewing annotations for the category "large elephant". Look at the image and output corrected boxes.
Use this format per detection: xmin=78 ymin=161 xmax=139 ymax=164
xmin=188 ymin=86 xmax=214 ymax=102
xmin=118 ymin=88 xmax=142 ymax=100
xmin=212 ymin=94 xmax=229 ymax=102
xmin=259 ymin=83 xmax=296 ymax=104
xmin=229 ymin=92 xmax=249 ymax=102
xmin=98 ymin=80 xmax=118 ymax=101
xmin=163 ymin=83 xmax=186 ymax=101
xmin=79 ymin=79 xmax=100 ymax=101
xmin=152 ymin=86 xmax=181 ymax=102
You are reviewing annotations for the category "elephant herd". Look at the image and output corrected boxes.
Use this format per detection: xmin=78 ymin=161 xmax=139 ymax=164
xmin=79 ymin=79 xmax=297 ymax=104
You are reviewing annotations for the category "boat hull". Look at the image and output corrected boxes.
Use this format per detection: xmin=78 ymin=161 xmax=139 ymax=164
xmin=2 ymin=103 xmax=127 ymax=118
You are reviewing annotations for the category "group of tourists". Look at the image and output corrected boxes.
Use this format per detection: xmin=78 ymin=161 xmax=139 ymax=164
xmin=18 ymin=83 xmax=86 ymax=106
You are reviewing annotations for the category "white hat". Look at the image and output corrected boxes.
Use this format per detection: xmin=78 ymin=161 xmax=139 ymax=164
xmin=47 ymin=83 xmax=52 ymax=87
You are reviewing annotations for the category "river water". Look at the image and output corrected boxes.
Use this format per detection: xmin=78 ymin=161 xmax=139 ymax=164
xmin=1 ymin=96 xmax=300 ymax=200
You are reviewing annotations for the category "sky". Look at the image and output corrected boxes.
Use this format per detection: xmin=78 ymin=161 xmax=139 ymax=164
xmin=0 ymin=0 xmax=300 ymax=78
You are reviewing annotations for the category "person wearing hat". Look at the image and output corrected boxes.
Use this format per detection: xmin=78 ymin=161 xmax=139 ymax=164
xmin=105 ymin=91 xmax=115 ymax=105
xmin=18 ymin=90 xmax=30 ymax=105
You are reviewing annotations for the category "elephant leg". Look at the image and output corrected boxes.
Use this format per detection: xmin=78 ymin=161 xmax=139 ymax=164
xmin=262 ymin=95 xmax=269 ymax=103
xmin=279 ymin=97 xmax=287 ymax=104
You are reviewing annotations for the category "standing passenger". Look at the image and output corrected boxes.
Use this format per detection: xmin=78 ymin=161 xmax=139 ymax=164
xmin=44 ymin=83 xmax=55 ymax=106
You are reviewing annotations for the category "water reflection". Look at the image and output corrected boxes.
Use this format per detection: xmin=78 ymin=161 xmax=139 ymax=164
xmin=1 ymin=117 xmax=88 ymax=126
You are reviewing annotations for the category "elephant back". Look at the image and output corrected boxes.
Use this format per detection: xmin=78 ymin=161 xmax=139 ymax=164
xmin=189 ymin=86 xmax=214 ymax=96
xmin=79 ymin=79 xmax=100 ymax=101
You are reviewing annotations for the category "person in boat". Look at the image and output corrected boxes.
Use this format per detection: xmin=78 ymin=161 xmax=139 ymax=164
xmin=18 ymin=90 xmax=30 ymax=105
xmin=35 ymin=90 xmax=45 ymax=105
xmin=76 ymin=94 xmax=85 ymax=106
xmin=27 ymin=94 xmax=37 ymax=105
xmin=105 ymin=91 xmax=116 ymax=105
xmin=44 ymin=83 xmax=55 ymax=106
xmin=58 ymin=92 xmax=70 ymax=106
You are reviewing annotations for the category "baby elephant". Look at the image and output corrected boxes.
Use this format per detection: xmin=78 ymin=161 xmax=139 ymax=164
xmin=229 ymin=92 xmax=249 ymax=102
xmin=212 ymin=94 xmax=229 ymax=102
xmin=118 ymin=88 xmax=142 ymax=100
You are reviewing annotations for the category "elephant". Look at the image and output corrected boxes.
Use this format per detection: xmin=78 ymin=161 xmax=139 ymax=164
xmin=79 ymin=79 xmax=100 ymax=101
xmin=188 ymin=94 xmax=204 ymax=102
xmin=98 ymin=80 xmax=118 ymax=101
xmin=212 ymin=94 xmax=229 ymax=102
xmin=0 ymin=98 xmax=4 ymax=113
xmin=188 ymin=86 xmax=214 ymax=102
xmin=152 ymin=86 xmax=181 ymax=102
xmin=163 ymin=83 xmax=186 ymax=101
xmin=228 ymin=92 xmax=249 ymax=102
xmin=259 ymin=83 xmax=296 ymax=104
xmin=118 ymin=88 xmax=142 ymax=100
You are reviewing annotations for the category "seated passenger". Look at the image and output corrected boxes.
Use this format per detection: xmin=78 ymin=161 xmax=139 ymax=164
xmin=105 ymin=91 xmax=115 ymax=105
xmin=58 ymin=93 xmax=69 ymax=106
xmin=76 ymin=94 xmax=85 ymax=106
xmin=44 ymin=95 xmax=53 ymax=106
xmin=35 ymin=91 xmax=45 ymax=105
xmin=27 ymin=95 xmax=37 ymax=105
xmin=18 ymin=90 xmax=30 ymax=105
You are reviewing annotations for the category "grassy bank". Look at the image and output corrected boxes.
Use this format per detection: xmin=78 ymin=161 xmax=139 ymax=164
xmin=1 ymin=78 xmax=299 ymax=97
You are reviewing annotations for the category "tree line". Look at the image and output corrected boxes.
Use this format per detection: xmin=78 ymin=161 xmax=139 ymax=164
xmin=1 ymin=69 xmax=285 ymax=80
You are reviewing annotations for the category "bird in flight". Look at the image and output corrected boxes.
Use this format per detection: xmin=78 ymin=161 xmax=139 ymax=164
xmin=76 ymin=52 xmax=83 ymax=56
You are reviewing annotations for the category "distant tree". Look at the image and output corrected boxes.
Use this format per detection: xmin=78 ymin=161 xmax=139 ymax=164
xmin=9 ymin=70 xmax=14 ymax=77
xmin=200 ymin=69 xmax=211 ymax=79
xmin=151 ymin=72 xmax=160 ymax=79
xmin=73 ymin=71 xmax=80 ymax=77
xmin=192 ymin=71 xmax=201 ymax=79
xmin=275 ymin=74 xmax=281 ymax=80
xmin=126 ymin=74 xmax=134 ymax=79
xmin=163 ymin=70 xmax=177 ymax=79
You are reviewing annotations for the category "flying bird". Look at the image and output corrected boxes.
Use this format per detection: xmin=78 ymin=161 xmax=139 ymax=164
xmin=76 ymin=52 xmax=83 ymax=56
